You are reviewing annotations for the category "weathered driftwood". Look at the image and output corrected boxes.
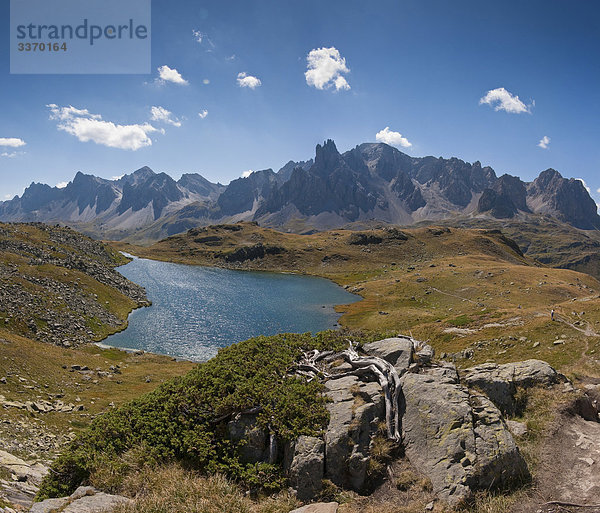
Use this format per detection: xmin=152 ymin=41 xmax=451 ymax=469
xmin=295 ymin=340 xmax=415 ymax=442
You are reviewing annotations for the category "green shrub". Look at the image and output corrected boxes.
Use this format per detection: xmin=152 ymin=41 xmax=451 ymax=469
xmin=38 ymin=330 xmax=388 ymax=500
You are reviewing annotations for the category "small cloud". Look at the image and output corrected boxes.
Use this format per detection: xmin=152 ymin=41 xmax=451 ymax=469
xmin=538 ymin=136 xmax=550 ymax=149
xmin=111 ymin=175 xmax=124 ymax=180
xmin=3 ymin=194 xmax=12 ymax=200
xmin=156 ymin=65 xmax=189 ymax=85
xmin=56 ymin=181 xmax=69 ymax=188
xmin=305 ymin=47 xmax=350 ymax=91
xmin=150 ymin=106 xmax=182 ymax=127
xmin=203 ymin=79 xmax=210 ymax=85
xmin=198 ymin=110 xmax=208 ymax=119
xmin=242 ymin=169 xmax=253 ymax=178
xmin=237 ymin=72 xmax=262 ymax=89
xmin=226 ymin=54 xmax=236 ymax=61
xmin=192 ymin=30 xmax=215 ymax=48
xmin=375 ymin=127 xmax=412 ymax=148
xmin=0 ymin=152 xmax=18 ymax=158
xmin=0 ymin=137 xmax=26 ymax=147
xmin=48 ymin=104 xmax=160 ymax=151
xmin=479 ymin=87 xmax=531 ymax=114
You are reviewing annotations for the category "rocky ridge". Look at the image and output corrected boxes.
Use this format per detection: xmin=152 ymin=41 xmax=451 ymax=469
xmin=1 ymin=141 xmax=598 ymax=240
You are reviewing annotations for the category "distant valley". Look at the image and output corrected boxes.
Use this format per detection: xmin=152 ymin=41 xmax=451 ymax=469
xmin=1 ymin=140 xmax=598 ymax=243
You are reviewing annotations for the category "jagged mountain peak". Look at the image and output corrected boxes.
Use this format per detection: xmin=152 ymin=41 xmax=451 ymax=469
xmin=1 ymin=140 xmax=598 ymax=239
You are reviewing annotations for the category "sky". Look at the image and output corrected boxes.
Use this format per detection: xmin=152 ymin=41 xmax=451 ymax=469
xmin=0 ymin=0 xmax=599 ymax=203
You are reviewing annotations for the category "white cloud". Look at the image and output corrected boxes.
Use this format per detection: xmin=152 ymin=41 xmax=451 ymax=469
xmin=48 ymin=104 xmax=159 ymax=151
xmin=538 ymin=135 xmax=550 ymax=149
xmin=56 ymin=181 xmax=69 ymax=189
xmin=150 ymin=106 xmax=182 ymax=127
xmin=305 ymin=47 xmax=350 ymax=91
xmin=237 ymin=72 xmax=261 ymax=89
xmin=479 ymin=87 xmax=531 ymax=114
xmin=157 ymin=65 xmax=189 ymax=85
xmin=242 ymin=170 xmax=253 ymax=178
xmin=226 ymin=54 xmax=236 ymax=61
xmin=375 ymin=127 xmax=412 ymax=148
xmin=0 ymin=152 xmax=18 ymax=158
xmin=0 ymin=137 xmax=26 ymax=147
xmin=203 ymin=78 xmax=210 ymax=85
xmin=3 ymin=194 xmax=12 ymax=200
xmin=198 ymin=110 xmax=208 ymax=119
xmin=192 ymin=30 xmax=215 ymax=48
xmin=111 ymin=175 xmax=124 ymax=180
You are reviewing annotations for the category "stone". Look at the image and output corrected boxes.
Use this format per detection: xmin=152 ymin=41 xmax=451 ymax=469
xmin=461 ymin=359 xmax=564 ymax=413
xmin=415 ymin=343 xmax=435 ymax=365
xmin=362 ymin=337 xmax=414 ymax=374
xmin=323 ymin=375 xmax=384 ymax=490
xmin=30 ymin=487 xmax=131 ymax=513
xmin=285 ymin=436 xmax=324 ymax=501
xmin=400 ymin=367 xmax=529 ymax=505
xmin=226 ymin=413 xmax=268 ymax=464
xmin=0 ymin=450 xmax=33 ymax=481
xmin=400 ymin=370 xmax=475 ymax=505
xmin=506 ymin=420 xmax=528 ymax=437
xmin=289 ymin=503 xmax=338 ymax=513
xmin=469 ymin=393 xmax=529 ymax=489
xmin=29 ymin=497 xmax=70 ymax=513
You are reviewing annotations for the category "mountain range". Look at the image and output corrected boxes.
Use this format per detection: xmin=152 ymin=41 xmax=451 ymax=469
xmin=1 ymin=139 xmax=598 ymax=241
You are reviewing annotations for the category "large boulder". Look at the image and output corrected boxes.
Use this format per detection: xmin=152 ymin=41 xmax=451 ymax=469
xmin=462 ymin=359 xmax=564 ymax=413
xmin=362 ymin=337 xmax=414 ymax=374
xmin=285 ymin=436 xmax=325 ymax=501
xmin=400 ymin=365 xmax=528 ymax=505
xmin=400 ymin=368 xmax=476 ymax=505
xmin=469 ymin=393 xmax=529 ymax=488
xmin=323 ymin=375 xmax=384 ymax=490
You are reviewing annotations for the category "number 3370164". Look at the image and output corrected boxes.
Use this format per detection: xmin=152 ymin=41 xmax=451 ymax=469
xmin=17 ymin=42 xmax=67 ymax=51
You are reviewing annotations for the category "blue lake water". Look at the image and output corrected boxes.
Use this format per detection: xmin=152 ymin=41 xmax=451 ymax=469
xmin=104 ymin=255 xmax=360 ymax=361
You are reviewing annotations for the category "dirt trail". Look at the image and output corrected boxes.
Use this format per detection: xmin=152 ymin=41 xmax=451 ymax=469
xmin=517 ymin=410 xmax=600 ymax=513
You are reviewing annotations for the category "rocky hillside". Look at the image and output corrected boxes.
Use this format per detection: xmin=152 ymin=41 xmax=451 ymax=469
xmin=1 ymin=141 xmax=598 ymax=241
xmin=0 ymin=222 xmax=149 ymax=347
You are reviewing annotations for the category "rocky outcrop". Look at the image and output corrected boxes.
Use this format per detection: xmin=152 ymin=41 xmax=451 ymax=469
xmin=527 ymin=169 xmax=600 ymax=230
xmin=469 ymin=393 xmax=529 ymax=489
xmin=30 ymin=486 xmax=130 ymax=513
xmin=400 ymin=367 xmax=475 ymax=504
xmin=362 ymin=337 xmax=414 ymax=374
xmin=461 ymin=359 xmax=565 ymax=413
xmin=285 ymin=436 xmax=325 ymax=501
xmin=322 ymin=376 xmax=384 ymax=490
xmin=282 ymin=339 xmax=563 ymax=507
xmin=478 ymin=174 xmax=530 ymax=219
xmin=0 ymin=450 xmax=48 ymax=510
xmin=226 ymin=414 xmax=269 ymax=464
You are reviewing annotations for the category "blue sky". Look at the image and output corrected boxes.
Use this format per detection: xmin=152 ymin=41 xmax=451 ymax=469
xmin=1 ymin=0 xmax=599 ymax=203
